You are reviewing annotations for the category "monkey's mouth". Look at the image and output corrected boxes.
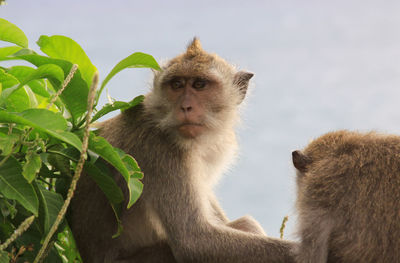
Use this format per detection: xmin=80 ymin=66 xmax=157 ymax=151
xmin=179 ymin=122 xmax=203 ymax=127
xmin=177 ymin=123 xmax=205 ymax=138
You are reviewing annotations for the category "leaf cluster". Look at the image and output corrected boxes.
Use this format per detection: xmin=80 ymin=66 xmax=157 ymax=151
xmin=0 ymin=18 xmax=160 ymax=263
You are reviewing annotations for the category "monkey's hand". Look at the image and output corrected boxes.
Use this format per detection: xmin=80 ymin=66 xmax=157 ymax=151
xmin=228 ymin=215 xmax=267 ymax=236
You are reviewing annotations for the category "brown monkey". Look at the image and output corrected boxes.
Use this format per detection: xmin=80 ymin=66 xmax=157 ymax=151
xmin=71 ymin=39 xmax=296 ymax=263
xmin=292 ymin=130 xmax=400 ymax=263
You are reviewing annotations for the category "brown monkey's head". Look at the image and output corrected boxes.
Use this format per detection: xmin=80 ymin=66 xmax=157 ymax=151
xmin=292 ymin=130 xmax=365 ymax=192
xmin=144 ymin=38 xmax=253 ymax=140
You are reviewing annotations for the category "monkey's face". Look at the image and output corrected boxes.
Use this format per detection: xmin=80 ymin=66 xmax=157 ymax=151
xmin=144 ymin=38 xmax=253 ymax=141
xmin=162 ymin=75 xmax=223 ymax=139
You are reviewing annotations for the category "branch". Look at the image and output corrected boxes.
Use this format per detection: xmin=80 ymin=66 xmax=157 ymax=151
xmin=0 ymin=215 xmax=35 ymax=251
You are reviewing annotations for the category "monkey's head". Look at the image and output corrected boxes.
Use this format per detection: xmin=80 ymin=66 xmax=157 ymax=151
xmin=144 ymin=38 xmax=253 ymax=141
xmin=292 ymin=130 xmax=364 ymax=175
xmin=292 ymin=131 xmax=349 ymax=178
xmin=292 ymin=130 xmax=365 ymax=203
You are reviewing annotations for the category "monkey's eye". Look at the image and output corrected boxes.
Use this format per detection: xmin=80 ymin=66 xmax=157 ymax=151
xmin=170 ymin=78 xmax=184 ymax=90
xmin=193 ymin=79 xmax=207 ymax=90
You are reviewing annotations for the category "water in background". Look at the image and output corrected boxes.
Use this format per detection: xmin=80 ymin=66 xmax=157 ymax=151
xmin=2 ymin=0 xmax=400 ymax=238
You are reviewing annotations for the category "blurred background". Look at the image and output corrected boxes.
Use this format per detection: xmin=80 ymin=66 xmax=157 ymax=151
xmin=2 ymin=0 xmax=400 ymax=238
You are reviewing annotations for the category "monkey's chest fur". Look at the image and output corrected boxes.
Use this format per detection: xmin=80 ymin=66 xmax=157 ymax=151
xmin=70 ymin=104 xmax=236 ymax=261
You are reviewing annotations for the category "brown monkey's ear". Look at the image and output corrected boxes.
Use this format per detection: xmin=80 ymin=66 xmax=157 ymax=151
xmin=234 ymin=71 xmax=253 ymax=104
xmin=292 ymin=150 xmax=311 ymax=172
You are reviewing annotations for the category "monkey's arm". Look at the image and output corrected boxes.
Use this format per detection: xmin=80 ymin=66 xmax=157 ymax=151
xmin=152 ymin=176 xmax=297 ymax=263
xmin=209 ymin=194 xmax=266 ymax=235
xmin=115 ymin=242 xmax=176 ymax=263
xmin=209 ymin=194 xmax=229 ymax=223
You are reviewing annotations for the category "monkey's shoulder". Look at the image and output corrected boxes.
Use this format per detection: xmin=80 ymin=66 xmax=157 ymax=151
xmin=97 ymin=104 xmax=148 ymax=143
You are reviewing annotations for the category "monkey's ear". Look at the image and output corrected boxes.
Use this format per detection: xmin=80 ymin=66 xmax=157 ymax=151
xmin=234 ymin=71 xmax=254 ymax=104
xmin=292 ymin=150 xmax=311 ymax=172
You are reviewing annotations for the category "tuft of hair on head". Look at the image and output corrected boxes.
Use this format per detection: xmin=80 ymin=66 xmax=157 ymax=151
xmin=185 ymin=37 xmax=204 ymax=58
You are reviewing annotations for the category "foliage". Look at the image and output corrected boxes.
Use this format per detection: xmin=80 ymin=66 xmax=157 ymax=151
xmin=0 ymin=18 xmax=160 ymax=262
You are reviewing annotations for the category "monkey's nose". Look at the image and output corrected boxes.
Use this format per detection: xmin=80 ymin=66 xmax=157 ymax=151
xmin=181 ymin=105 xmax=193 ymax=112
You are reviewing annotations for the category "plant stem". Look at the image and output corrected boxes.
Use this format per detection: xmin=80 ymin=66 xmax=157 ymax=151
xmin=47 ymin=64 xmax=78 ymax=110
xmin=0 ymin=215 xmax=35 ymax=251
xmin=33 ymin=72 xmax=99 ymax=263
xmin=280 ymin=215 xmax=289 ymax=239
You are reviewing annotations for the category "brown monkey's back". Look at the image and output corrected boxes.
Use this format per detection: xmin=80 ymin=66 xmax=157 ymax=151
xmin=299 ymin=131 xmax=400 ymax=262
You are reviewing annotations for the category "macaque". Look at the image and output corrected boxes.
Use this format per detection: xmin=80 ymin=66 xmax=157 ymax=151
xmin=292 ymin=130 xmax=400 ymax=263
xmin=71 ymin=39 xmax=296 ymax=262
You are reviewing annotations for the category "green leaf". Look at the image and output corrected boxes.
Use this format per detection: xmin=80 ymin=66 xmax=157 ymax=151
xmin=114 ymin=147 xmax=143 ymax=179
xmin=0 ymin=132 xmax=19 ymax=155
xmin=85 ymin=160 xmax=125 ymax=237
xmin=29 ymin=79 xmax=48 ymax=96
xmin=37 ymin=35 xmax=97 ymax=88
xmin=7 ymin=66 xmax=50 ymax=98
xmin=0 ymin=46 xmax=22 ymax=60
xmin=0 ymin=18 xmax=28 ymax=48
xmin=7 ymin=65 xmax=35 ymax=81
xmin=35 ymin=184 xmax=64 ymax=235
xmin=0 ymin=109 xmax=82 ymax=151
xmin=88 ymin=134 xmax=130 ymax=182
xmin=99 ymin=52 xmax=160 ymax=101
xmin=111 ymin=204 xmax=123 ymax=239
xmin=55 ymin=225 xmax=82 ymax=262
xmin=84 ymin=160 xmax=124 ymax=205
xmin=0 ymin=64 xmax=64 ymax=107
xmin=0 ymin=156 xmax=39 ymax=216
xmin=2 ymin=64 xmax=62 ymax=92
xmin=19 ymin=108 xmax=68 ymax=130
xmin=22 ymin=153 xmax=42 ymax=183
xmin=47 ymin=147 xmax=73 ymax=177
xmin=5 ymin=86 xmax=32 ymax=112
xmin=25 ymin=84 xmax=38 ymax=108
xmin=0 ymin=68 xmax=32 ymax=111
xmin=88 ymin=133 xmax=143 ymax=207
xmin=0 ymin=198 xmax=17 ymax=219
xmin=122 ymin=154 xmax=144 ymax=179
xmin=127 ymin=178 xmax=143 ymax=209
xmin=7 ymin=50 xmax=89 ymax=123
xmin=0 ymin=68 xmax=19 ymax=89
xmin=0 ymin=250 xmax=9 ymax=263
xmin=91 ymin=95 xmax=144 ymax=123
xmin=106 ymin=147 xmax=143 ymax=207
xmin=20 ymin=64 xmax=64 ymax=85
xmin=38 ymin=163 xmax=55 ymax=178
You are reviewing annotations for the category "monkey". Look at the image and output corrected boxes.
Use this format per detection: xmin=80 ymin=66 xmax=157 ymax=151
xmin=292 ymin=130 xmax=400 ymax=263
xmin=70 ymin=38 xmax=297 ymax=263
